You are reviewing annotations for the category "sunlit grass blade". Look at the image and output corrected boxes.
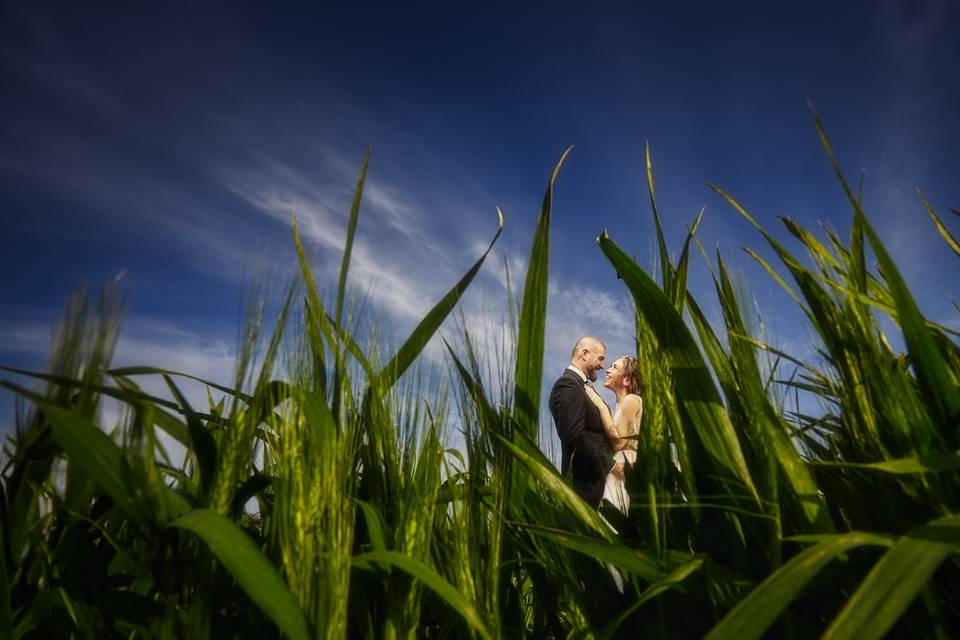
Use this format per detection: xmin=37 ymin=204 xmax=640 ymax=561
xmin=597 ymin=231 xmax=759 ymax=503
xmin=172 ymin=508 xmax=311 ymax=640
xmin=325 ymin=309 xmax=377 ymax=380
xmin=810 ymin=105 xmax=960 ymax=446
xmin=518 ymin=523 xmax=691 ymax=582
xmin=709 ymin=185 xmax=845 ymax=350
xmin=715 ymin=255 xmax=832 ymax=533
xmin=670 ymin=206 xmax=704 ymax=309
xmin=704 ymin=531 xmax=895 ymax=640
xmin=2 ymin=382 xmax=141 ymax=521
xmin=741 ymin=248 xmax=807 ymax=311
xmin=823 ymin=514 xmax=960 ymax=640
xmin=493 ymin=431 xmax=611 ymax=538
xmin=599 ymin=556 xmax=707 ymax=640
xmin=108 ymin=366 xmax=251 ymax=403
xmin=163 ymin=375 xmax=218 ymax=497
xmin=352 ymin=550 xmax=493 ymax=640
xmin=356 ymin=499 xmax=388 ymax=552
xmin=645 ymin=142 xmax=672 ymax=288
xmin=336 ymin=147 xmax=371 ymax=327
xmin=742 ymin=248 xmax=960 ymax=340
xmin=920 ymin=190 xmax=960 ymax=258
xmin=0 ymin=365 xmax=191 ymax=445
xmin=292 ymin=214 xmax=334 ymax=389
xmin=513 ymin=147 xmax=572 ymax=440
xmin=779 ymin=215 xmax=844 ymax=274
xmin=812 ymin=449 xmax=960 ymax=474
xmin=849 ymin=192 xmax=868 ymax=293
xmin=376 ymin=208 xmax=503 ymax=391
xmin=1 ymin=381 xmax=193 ymax=518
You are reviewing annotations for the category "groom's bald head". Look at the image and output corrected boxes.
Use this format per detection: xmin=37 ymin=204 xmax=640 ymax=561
xmin=571 ymin=336 xmax=605 ymax=360
xmin=571 ymin=336 xmax=606 ymax=382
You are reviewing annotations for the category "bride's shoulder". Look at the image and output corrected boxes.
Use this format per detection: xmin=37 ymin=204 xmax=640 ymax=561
xmin=622 ymin=393 xmax=642 ymax=412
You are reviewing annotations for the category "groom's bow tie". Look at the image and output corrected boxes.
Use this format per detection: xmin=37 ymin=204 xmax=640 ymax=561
xmin=584 ymin=381 xmax=594 ymax=389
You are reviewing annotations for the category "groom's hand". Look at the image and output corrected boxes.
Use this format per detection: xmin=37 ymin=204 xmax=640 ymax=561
xmin=612 ymin=462 xmax=625 ymax=481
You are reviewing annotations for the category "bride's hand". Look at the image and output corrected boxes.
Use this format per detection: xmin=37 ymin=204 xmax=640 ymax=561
xmin=584 ymin=384 xmax=608 ymax=412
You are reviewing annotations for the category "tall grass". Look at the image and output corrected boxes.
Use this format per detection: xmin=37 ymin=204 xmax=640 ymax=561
xmin=2 ymin=108 xmax=959 ymax=639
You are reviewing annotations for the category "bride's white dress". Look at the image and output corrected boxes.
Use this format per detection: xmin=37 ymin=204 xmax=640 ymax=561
xmin=600 ymin=400 xmax=641 ymax=593
xmin=601 ymin=404 xmax=641 ymax=516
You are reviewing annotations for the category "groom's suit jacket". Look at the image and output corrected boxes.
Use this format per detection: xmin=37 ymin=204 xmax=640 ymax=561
xmin=549 ymin=369 xmax=614 ymax=508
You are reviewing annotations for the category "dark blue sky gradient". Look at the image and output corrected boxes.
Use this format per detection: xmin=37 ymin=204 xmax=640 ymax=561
xmin=2 ymin=1 xmax=958 ymax=434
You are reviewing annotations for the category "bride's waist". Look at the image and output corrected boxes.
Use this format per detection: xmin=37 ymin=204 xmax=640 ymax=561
xmin=614 ymin=448 xmax=637 ymax=464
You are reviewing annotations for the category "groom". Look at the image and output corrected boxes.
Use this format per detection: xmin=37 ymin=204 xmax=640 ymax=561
xmin=549 ymin=336 xmax=624 ymax=508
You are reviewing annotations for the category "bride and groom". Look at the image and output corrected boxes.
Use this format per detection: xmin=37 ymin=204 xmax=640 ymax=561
xmin=549 ymin=336 xmax=643 ymax=516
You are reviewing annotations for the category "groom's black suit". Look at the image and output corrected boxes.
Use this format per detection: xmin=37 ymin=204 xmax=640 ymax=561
xmin=549 ymin=369 xmax=614 ymax=508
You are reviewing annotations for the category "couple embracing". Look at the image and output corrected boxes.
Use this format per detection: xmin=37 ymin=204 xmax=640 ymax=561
xmin=549 ymin=336 xmax=643 ymax=515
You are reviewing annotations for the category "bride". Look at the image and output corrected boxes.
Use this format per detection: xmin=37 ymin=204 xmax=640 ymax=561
xmin=584 ymin=356 xmax=643 ymax=515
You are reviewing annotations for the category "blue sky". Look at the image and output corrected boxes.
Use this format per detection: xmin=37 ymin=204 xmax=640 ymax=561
xmin=2 ymin=1 xmax=959 ymax=443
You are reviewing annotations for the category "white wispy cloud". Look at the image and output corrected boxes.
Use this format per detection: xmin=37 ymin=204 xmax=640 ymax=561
xmin=0 ymin=321 xmax=53 ymax=354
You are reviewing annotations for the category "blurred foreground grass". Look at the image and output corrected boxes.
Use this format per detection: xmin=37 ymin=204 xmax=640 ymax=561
xmin=2 ymin=110 xmax=959 ymax=639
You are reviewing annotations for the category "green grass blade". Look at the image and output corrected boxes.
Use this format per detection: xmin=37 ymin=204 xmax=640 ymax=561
xmin=645 ymin=142 xmax=673 ymax=289
xmin=0 ymin=496 xmax=11 ymax=638
xmin=715 ymin=256 xmax=832 ymax=532
xmin=742 ymin=249 xmax=960 ymax=340
xmin=741 ymin=248 xmax=808 ymax=311
xmin=356 ymin=499 xmax=388 ymax=552
xmin=705 ymin=531 xmax=895 ymax=640
xmin=171 ymin=508 xmax=310 ymax=640
xmin=849 ymin=194 xmax=868 ymax=293
xmin=670 ymin=207 xmax=704 ymax=309
xmin=493 ymin=431 xmax=612 ymax=538
xmin=376 ymin=208 xmax=503 ymax=390
xmin=0 ymin=365 xmax=191 ymax=445
xmin=352 ymin=550 xmax=493 ymax=640
xmin=920 ymin=190 xmax=960 ymax=258
xmin=230 ymin=473 xmax=272 ymax=517
xmin=823 ymin=514 xmax=960 ymax=640
xmin=336 ymin=148 xmax=371 ymax=327
xmin=108 ymin=366 xmax=251 ymax=403
xmin=779 ymin=215 xmax=844 ymax=273
xmin=2 ymin=381 xmax=193 ymax=520
xmin=325 ymin=309 xmax=376 ymax=381
xmin=518 ymin=524 xmax=687 ymax=582
xmin=513 ymin=148 xmax=571 ymax=438
xmin=163 ymin=375 xmax=217 ymax=497
xmin=810 ymin=106 xmax=960 ymax=443
xmin=292 ymin=214 xmax=333 ymax=380
xmin=444 ymin=339 xmax=501 ymax=430
xmin=599 ymin=556 xmax=707 ymax=640
xmin=597 ymin=231 xmax=759 ymax=503
xmin=812 ymin=450 xmax=960 ymax=474
xmin=1 ymin=382 xmax=140 ymax=519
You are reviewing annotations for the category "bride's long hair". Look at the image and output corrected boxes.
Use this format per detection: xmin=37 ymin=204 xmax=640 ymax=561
xmin=621 ymin=356 xmax=642 ymax=397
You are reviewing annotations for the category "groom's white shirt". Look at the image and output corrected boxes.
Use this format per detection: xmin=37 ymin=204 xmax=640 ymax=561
xmin=566 ymin=364 xmax=587 ymax=383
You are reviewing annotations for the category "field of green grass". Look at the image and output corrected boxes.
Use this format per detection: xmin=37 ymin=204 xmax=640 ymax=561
xmin=2 ymin=110 xmax=959 ymax=639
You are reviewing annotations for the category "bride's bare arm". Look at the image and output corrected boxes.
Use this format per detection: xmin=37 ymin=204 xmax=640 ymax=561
xmin=584 ymin=387 xmax=628 ymax=451
xmin=611 ymin=395 xmax=642 ymax=448
xmin=584 ymin=386 xmax=627 ymax=450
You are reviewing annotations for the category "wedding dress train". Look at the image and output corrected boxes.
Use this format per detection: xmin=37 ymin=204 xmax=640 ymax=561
xmin=600 ymin=402 xmax=641 ymax=593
